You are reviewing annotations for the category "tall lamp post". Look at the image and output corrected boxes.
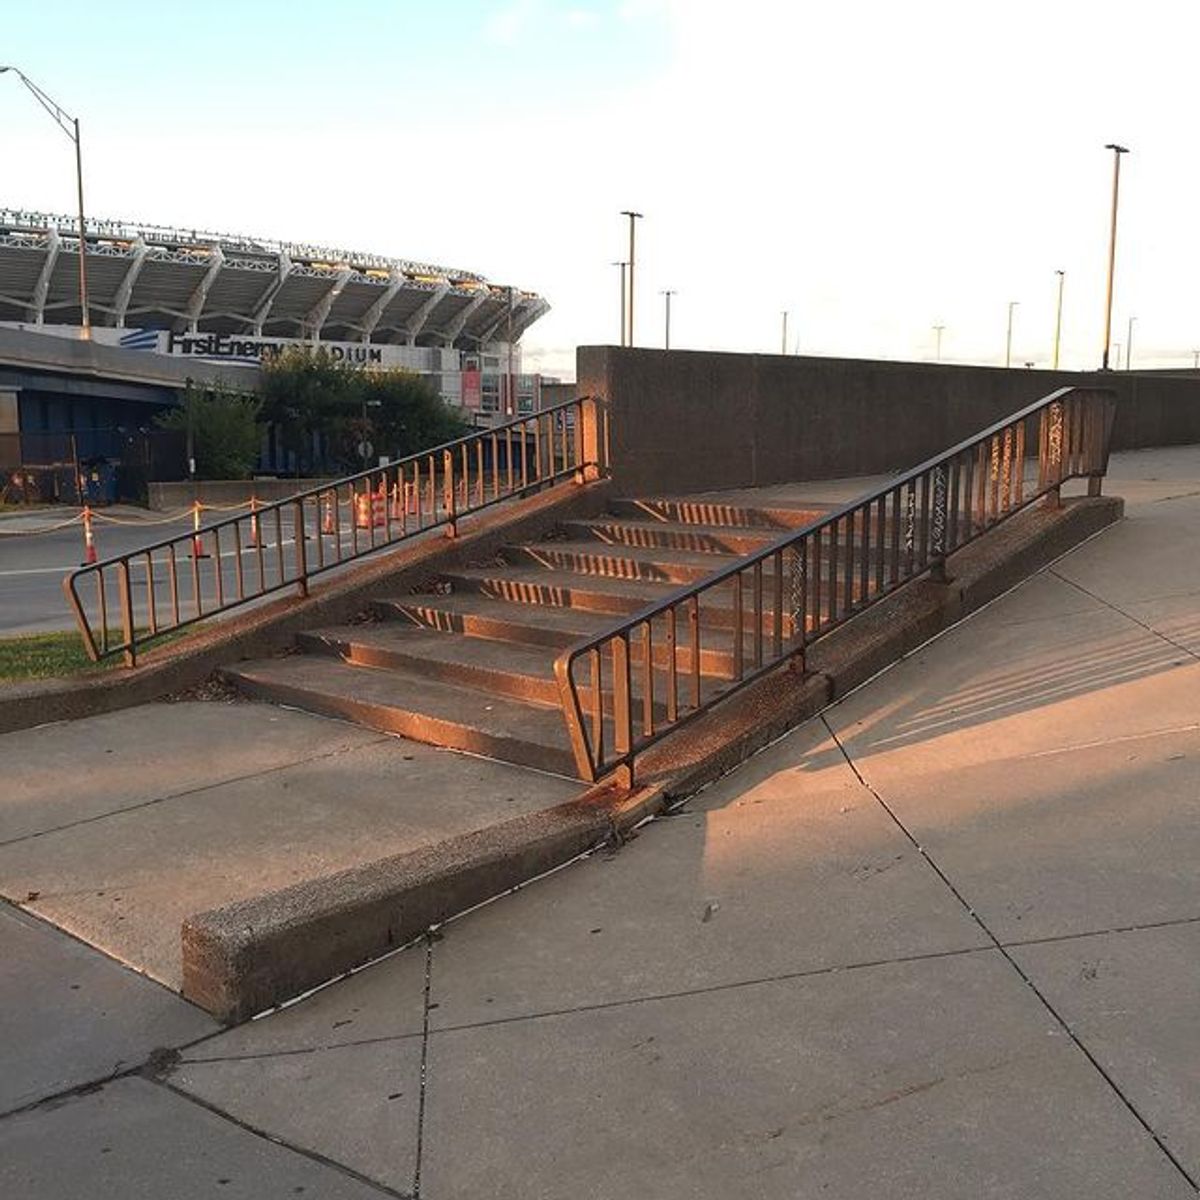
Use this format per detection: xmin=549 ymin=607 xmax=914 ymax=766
xmin=1101 ymin=143 xmax=1129 ymax=370
xmin=620 ymin=210 xmax=642 ymax=346
xmin=661 ymin=290 xmax=675 ymax=350
xmin=611 ymin=261 xmax=627 ymax=347
xmin=1053 ymin=270 xmax=1065 ymax=369
xmin=1005 ymin=301 xmax=1019 ymax=368
xmin=0 ymin=66 xmax=90 ymax=338
xmin=781 ymin=311 xmax=788 ymax=355
xmin=505 ymin=285 xmax=515 ymax=416
xmin=933 ymin=323 xmax=945 ymax=361
xmin=1126 ymin=315 xmax=1136 ymax=370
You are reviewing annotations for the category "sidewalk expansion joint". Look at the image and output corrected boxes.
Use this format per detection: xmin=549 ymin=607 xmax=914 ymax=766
xmin=1048 ymin=568 xmax=1200 ymax=665
xmin=820 ymin=713 xmax=1200 ymax=1194
xmin=0 ymin=735 xmax=394 ymax=851
xmin=153 ymin=1077 xmax=413 ymax=1199
xmin=411 ymin=931 xmax=435 ymax=1200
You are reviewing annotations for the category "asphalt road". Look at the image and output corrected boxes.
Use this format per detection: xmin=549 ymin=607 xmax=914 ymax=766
xmin=0 ymin=504 xmax=407 ymax=639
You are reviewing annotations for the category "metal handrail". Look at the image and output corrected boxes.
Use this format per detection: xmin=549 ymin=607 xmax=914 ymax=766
xmin=553 ymin=386 xmax=1118 ymax=786
xmin=64 ymin=396 xmax=607 ymax=666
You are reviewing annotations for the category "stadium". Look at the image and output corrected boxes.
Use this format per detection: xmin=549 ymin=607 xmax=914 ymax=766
xmin=0 ymin=208 xmax=555 ymax=499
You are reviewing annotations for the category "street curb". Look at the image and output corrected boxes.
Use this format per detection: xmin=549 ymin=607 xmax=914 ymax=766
xmin=0 ymin=480 xmax=612 ymax=735
xmin=180 ymin=494 xmax=1123 ymax=1024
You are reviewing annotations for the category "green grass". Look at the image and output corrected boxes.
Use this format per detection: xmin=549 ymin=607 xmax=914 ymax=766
xmin=0 ymin=628 xmax=185 ymax=682
xmin=0 ymin=630 xmax=115 ymax=682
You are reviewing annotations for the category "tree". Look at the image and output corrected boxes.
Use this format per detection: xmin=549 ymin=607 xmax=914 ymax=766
xmin=158 ymin=381 xmax=261 ymax=480
xmin=258 ymin=348 xmax=468 ymax=474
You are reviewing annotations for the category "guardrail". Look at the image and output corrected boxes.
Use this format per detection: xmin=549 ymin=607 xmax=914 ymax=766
xmin=64 ymin=396 xmax=607 ymax=665
xmin=553 ymin=386 xmax=1117 ymax=786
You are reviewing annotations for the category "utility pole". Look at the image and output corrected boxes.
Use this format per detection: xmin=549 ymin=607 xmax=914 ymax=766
xmin=1053 ymin=270 xmax=1065 ymax=369
xmin=611 ymin=261 xmax=627 ymax=347
xmin=1101 ymin=144 xmax=1130 ymax=370
xmin=0 ymin=67 xmax=90 ymax=337
xmin=661 ymin=290 xmax=675 ymax=350
xmin=933 ymin=323 xmax=945 ymax=361
xmin=1005 ymin=301 xmax=1019 ymax=368
xmin=620 ymin=211 xmax=642 ymax=346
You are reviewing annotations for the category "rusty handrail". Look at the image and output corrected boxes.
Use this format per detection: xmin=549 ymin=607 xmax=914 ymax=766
xmin=64 ymin=396 xmax=608 ymax=665
xmin=553 ymin=386 xmax=1117 ymax=786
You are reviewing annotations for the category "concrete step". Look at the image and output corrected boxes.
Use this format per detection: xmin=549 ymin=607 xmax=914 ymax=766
xmin=501 ymin=540 xmax=750 ymax=584
xmin=559 ymin=517 xmax=781 ymax=556
xmin=442 ymin=566 xmax=800 ymax=636
xmin=223 ymin=655 xmax=578 ymax=777
xmin=372 ymin=592 xmax=757 ymax=680
xmin=607 ymin=497 xmax=831 ymax=529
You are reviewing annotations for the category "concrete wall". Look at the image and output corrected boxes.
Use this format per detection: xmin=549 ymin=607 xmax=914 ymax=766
xmin=147 ymin=478 xmax=339 ymax=511
xmin=577 ymin=346 xmax=1200 ymax=495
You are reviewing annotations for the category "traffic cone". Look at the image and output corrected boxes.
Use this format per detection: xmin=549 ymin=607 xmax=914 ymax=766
xmin=81 ymin=505 xmax=98 ymax=566
xmin=246 ymin=495 xmax=260 ymax=548
xmin=190 ymin=500 xmax=209 ymax=559
xmin=322 ymin=494 xmax=336 ymax=535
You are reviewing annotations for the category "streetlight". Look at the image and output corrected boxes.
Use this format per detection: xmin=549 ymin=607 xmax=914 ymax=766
xmin=932 ymin=323 xmax=945 ymax=361
xmin=1113 ymin=341 xmax=1122 ymax=370
xmin=1192 ymin=349 xmax=1199 ymax=369
xmin=1126 ymin=315 xmax=1136 ymax=370
xmin=661 ymin=290 xmax=675 ymax=350
xmin=1053 ymin=270 xmax=1065 ymax=369
xmin=781 ymin=311 xmax=788 ymax=355
xmin=620 ymin=211 xmax=642 ymax=346
xmin=1005 ymin=301 xmax=1019 ymax=368
xmin=611 ymin=261 xmax=628 ymax=347
xmin=505 ymin=285 xmax=515 ymax=416
xmin=0 ymin=66 xmax=90 ymax=338
xmin=1101 ymin=143 xmax=1130 ymax=370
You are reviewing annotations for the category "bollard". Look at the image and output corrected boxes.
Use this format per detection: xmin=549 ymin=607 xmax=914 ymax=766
xmin=80 ymin=505 xmax=98 ymax=566
xmin=190 ymin=500 xmax=209 ymax=559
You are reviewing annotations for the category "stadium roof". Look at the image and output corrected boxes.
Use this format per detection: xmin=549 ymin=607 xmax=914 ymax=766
xmin=0 ymin=208 xmax=548 ymax=348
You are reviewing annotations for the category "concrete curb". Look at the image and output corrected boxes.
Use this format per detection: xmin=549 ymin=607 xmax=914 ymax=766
xmin=0 ymin=480 xmax=612 ymax=735
xmin=179 ymin=494 xmax=1123 ymax=1024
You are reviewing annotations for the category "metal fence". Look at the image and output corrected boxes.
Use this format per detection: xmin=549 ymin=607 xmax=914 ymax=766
xmin=64 ymin=396 xmax=607 ymax=665
xmin=553 ymin=386 xmax=1118 ymax=786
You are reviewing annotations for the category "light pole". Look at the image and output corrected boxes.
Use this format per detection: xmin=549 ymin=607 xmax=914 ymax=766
xmin=0 ymin=66 xmax=90 ymax=338
xmin=661 ymin=290 xmax=675 ymax=350
xmin=1126 ymin=315 xmax=1136 ymax=370
xmin=781 ymin=311 xmax=789 ymax=355
xmin=1113 ymin=341 xmax=1122 ymax=370
xmin=1193 ymin=350 xmax=1199 ymax=369
xmin=1053 ymin=270 xmax=1065 ymax=369
xmin=1005 ymin=301 xmax=1019 ymax=368
xmin=933 ymin=323 xmax=945 ymax=361
xmin=620 ymin=210 xmax=642 ymax=346
xmin=505 ymin=285 xmax=515 ymax=416
xmin=611 ymin=261 xmax=627 ymax=347
xmin=1101 ymin=143 xmax=1129 ymax=370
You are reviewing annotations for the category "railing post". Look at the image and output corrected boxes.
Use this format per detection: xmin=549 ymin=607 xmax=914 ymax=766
xmin=118 ymin=560 xmax=136 ymax=668
xmin=611 ymin=633 xmax=634 ymax=789
xmin=575 ymin=396 xmax=603 ymax=483
xmin=293 ymin=499 xmax=309 ymax=597
xmin=929 ymin=463 xmax=950 ymax=583
xmin=443 ymin=448 xmax=457 ymax=537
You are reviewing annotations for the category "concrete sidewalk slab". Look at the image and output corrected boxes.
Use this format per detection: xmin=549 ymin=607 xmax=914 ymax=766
xmin=420 ymin=950 xmax=1192 ymax=1200
xmin=416 ymin=724 xmax=987 ymax=1030
xmin=1012 ymin=923 xmax=1200 ymax=1182
xmin=0 ymin=903 xmax=216 ymax=1114
xmin=0 ymin=700 xmax=578 ymax=990
xmin=0 ymin=701 xmax=382 ymax=844
xmin=0 ymin=1077 xmax=387 ymax=1199
xmin=173 ymin=1037 xmax=421 ymax=1195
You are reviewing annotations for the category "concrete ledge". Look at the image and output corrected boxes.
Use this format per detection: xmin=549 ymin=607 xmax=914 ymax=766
xmin=179 ymin=493 xmax=1122 ymax=1024
xmin=0 ymin=479 xmax=613 ymax=736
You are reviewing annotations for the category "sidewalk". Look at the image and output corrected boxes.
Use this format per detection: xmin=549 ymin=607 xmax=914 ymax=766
xmin=2 ymin=445 xmax=1199 ymax=1197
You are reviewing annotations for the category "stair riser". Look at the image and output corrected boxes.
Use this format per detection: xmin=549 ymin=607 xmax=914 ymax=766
xmin=224 ymin=670 xmax=577 ymax=777
xmin=607 ymin=498 xmax=829 ymax=529
xmin=297 ymin=631 xmax=562 ymax=706
xmin=560 ymin=522 xmax=776 ymax=555
xmin=373 ymin=599 xmax=580 ymax=651
xmin=501 ymin=545 xmax=719 ymax=584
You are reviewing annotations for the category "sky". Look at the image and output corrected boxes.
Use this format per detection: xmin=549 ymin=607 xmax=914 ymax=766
xmin=3 ymin=0 xmax=1200 ymax=379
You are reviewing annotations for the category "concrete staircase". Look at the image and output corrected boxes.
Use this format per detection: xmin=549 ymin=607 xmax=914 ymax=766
xmin=224 ymin=495 xmax=835 ymax=779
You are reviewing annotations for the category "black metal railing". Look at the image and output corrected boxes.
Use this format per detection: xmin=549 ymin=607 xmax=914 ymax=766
xmin=65 ymin=396 xmax=608 ymax=665
xmin=553 ymin=386 xmax=1117 ymax=785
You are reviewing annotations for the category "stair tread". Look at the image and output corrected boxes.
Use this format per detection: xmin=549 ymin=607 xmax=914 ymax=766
xmin=446 ymin=564 xmax=683 ymax=601
xmin=379 ymin=591 xmax=615 ymax=633
xmin=304 ymin=623 xmax=560 ymax=679
xmin=228 ymin=655 xmax=572 ymax=747
xmin=510 ymin=538 xmax=745 ymax=568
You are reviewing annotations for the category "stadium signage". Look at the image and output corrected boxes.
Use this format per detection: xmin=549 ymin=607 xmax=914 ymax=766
xmin=165 ymin=331 xmax=383 ymax=364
